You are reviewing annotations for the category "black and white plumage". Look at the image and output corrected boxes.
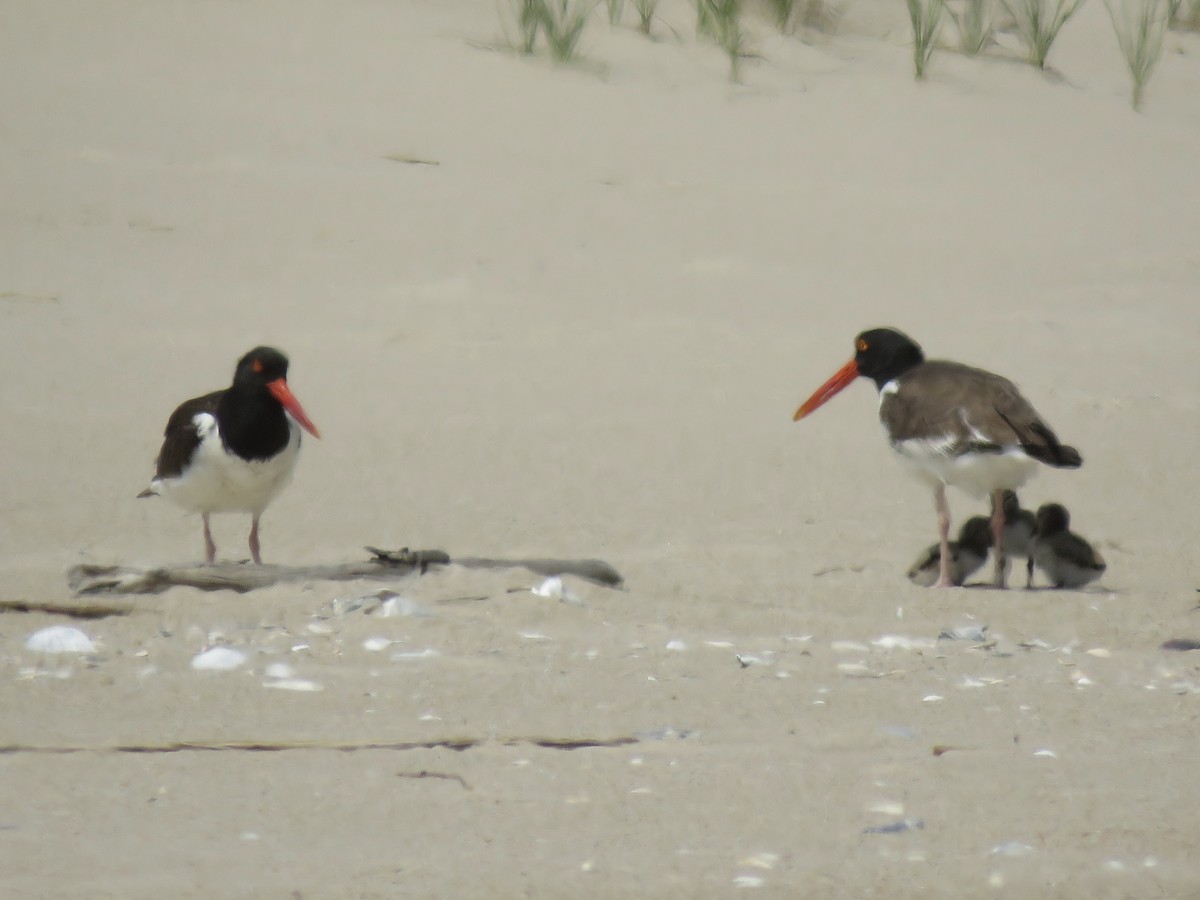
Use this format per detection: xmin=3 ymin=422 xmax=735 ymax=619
xmin=794 ymin=328 xmax=1082 ymax=589
xmin=1027 ymin=503 xmax=1106 ymax=589
xmin=907 ymin=515 xmax=992 ymax=588
xmin=138 ymin=346 xmax=320 ymax=564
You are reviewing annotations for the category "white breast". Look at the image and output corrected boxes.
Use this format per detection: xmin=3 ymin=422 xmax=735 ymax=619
xmin=152 ymin=413 xmax=302 ymax=515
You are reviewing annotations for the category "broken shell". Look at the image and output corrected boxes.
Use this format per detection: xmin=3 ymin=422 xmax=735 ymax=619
xmin=738 ymin=852 xmax=780 ymax=870
xmin=362 ymin=636 xmax=393 ymax=652
xmin=263 ymin=662 xmax=296 ymax=679
xmin=263 ymin=678 xmax=323 ymax=692
xmin=939 ymin=625 xmax=988 ymax=642
xmin=191 ymin=646 xmax=247 ymax=671
xmin=872 ymin=635 xmax=935 ymax=651
xmin=25 ymin=626 xmax=96 ymax=654
xmin=390 ymin=648 xmax=439 ymax=660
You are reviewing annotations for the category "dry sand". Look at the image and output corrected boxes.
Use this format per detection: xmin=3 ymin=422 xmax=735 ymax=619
xmin=2 ymin=0 xmax=1199 ymax=895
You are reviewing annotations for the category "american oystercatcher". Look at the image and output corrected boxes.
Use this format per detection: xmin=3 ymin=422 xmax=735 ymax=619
xmin=138 ymin=346 xmax=320 ymax=564
xmin=1026 ymin=502 xmax=1106 ymax=589
xmin=793 ymin=328 xmax=1082 ymax=588
xmin=907 ymin=515 xmax=992 ymax=588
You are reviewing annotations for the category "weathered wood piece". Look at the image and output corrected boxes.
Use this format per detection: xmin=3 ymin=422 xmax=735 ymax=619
xmin=66 ymin=547 xmax=623 ymax=595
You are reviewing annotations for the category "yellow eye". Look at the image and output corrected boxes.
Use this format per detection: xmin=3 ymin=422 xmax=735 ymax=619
xmin=856 ymin=339 xmax=869 ymax=353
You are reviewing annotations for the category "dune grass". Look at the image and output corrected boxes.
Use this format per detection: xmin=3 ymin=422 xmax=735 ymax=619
xmin=1167 ymin=0 xmax=1200 ymax=27
xmin=948 ymin=0 xmax=995 ymax=53
xmin=696 ymin=0 xmax=751 ymax=81
xmin=508 ymin=0 xmax=596 ymax=61
xmin=541 ymin=0 xmax=597 ymax=59
xmin=906 ymin=0 xmax=945 ymax=78
xmin=632 ymin=0 xmax=660 ymax=34
xmin=1106 ymin=0 xmax=1167 ymax=108
xmin=766 ymin=0 xmax=842 ymax=32
xmin=1001 ymin=0 xmax=1086 ymax=67
xmin=606 ymin=0 xmax=624 ymax=24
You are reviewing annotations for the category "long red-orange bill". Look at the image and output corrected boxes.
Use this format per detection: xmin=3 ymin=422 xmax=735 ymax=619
xmin=793 ymin=358 xmax=859 ymax=421
xmin=268 ymin=378 xmax=321 ymax=438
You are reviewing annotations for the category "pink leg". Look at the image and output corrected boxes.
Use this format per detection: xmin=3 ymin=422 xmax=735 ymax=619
xmin=933 ymin=484 xmax=954 ymax=588
xmin=990 ymin=488 xmax=1006 ymax=589
xmin=202 ymin=513 xmax=216 ymax=564
xmin=249 ymin=514 xmax=262 ymax=565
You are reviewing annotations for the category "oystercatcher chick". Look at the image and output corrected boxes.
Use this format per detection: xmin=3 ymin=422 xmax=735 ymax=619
xmin=995 ymin=489 xmax=1036 ymax=580
xmin=793 ymin=328 xmax=1082 ymax=588
xmin=907 ymin=515 xmax=992 ymax=588
xmin=1027 ymin=502 xmax=1106 ymax=589
xmin=138 ymin=346 xmax=320 ymax=564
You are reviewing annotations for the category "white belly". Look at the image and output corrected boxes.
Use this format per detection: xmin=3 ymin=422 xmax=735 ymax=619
xmin=892 ymin=438 xmax=1038 ymax=499
xmin=151 ymin=413 xmax=302 ymax=515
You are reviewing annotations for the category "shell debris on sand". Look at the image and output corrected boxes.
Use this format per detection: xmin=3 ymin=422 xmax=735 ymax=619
xmin=263 ymin=677 xmax=323 ymax=692
xmin=530 ymin=576 xmax=583 ymax=606
xmin=191 ymin=646 xmax=247 ymax=671
xmin=25 ymin=626 xmax=97 ymax=654
xmin=317 ymin=590 xmax=428 ymax=619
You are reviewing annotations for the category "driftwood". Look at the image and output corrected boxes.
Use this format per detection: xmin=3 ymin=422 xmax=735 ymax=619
xmin=0 ymin=598 xmax=134 ymax=619
xmin=67 ymin=546 xmax=624 ymax=596
xmin=0 ymin=734 xmax=640 ymax=755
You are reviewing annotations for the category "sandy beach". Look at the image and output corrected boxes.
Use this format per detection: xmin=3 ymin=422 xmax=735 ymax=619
xmin=2 ymin=0 xmax=1199 ymax=895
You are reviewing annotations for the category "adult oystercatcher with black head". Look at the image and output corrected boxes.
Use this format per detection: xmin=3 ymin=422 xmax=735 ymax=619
xmin=138 ymin=346 xmax=320 ymax=564
xmin=793 ymin=328 xmax=1082 ymax=589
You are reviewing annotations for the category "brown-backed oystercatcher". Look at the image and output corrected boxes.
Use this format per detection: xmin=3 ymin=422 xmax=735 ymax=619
xmin=793 ymin=328 xmax=1081 ymax=588
xmin=138 ymin=346 xmax=320 ymax=564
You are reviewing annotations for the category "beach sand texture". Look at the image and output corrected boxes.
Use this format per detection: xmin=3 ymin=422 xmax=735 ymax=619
xmin=2 ymin=1 xmax=1199 ymax=895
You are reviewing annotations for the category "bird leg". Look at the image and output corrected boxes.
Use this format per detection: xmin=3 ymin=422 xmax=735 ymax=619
xmin=933 ymin=484 xmax=954 ymax=588
xmin=202 ymin=513 xmax=217 ymax=564
xmin=248 ymin=514 xmax=263 ymax=565
xmin=990 ymin=488 xmax=1007 ymax=589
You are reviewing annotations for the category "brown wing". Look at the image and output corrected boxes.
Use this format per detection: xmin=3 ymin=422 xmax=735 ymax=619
xmin=882 ymin=361 xmax=1082 ymax=468
xmin=151 ymin=389 xmax=224 ymax=480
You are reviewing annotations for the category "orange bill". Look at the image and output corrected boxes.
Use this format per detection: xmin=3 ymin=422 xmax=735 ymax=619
xmin=267 ymin=378 xmax=321 ymax=438
xmin=793 ymin=358 xmax=859 ymax=421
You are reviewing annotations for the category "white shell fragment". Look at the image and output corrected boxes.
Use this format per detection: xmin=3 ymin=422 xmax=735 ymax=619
xmin=191 ymin=647 xmax=247 ymax=671
xmin=939 ymin=624 xmax=989 ymax=642
xmin=263 ymin=678 xmax=323 ymax=692
xmin=531 ymin=576 xmax=582 ymax=605
xmin=362 ymin=636 xmax=394 ymax=652
xmin=390 ymin=648 xmax=440 ymax=660
xmin=25 ymin=626 xmax=96 ymax=654
xmin=738 ymin=853 xmax=780 ymax=870
xmin=732 ymin=875 xmax=765 ymax=888
xmin=263 ymin=662 xmax=296 ymax=679
xmin=872 ymin=634 xmax=935 ymax=651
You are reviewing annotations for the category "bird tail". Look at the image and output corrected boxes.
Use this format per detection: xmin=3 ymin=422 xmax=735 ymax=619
xmin=1024 ymin=422 xmax=1083 ymax=469
xmin=995 ymin=411 xmax=1083 ymax=469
